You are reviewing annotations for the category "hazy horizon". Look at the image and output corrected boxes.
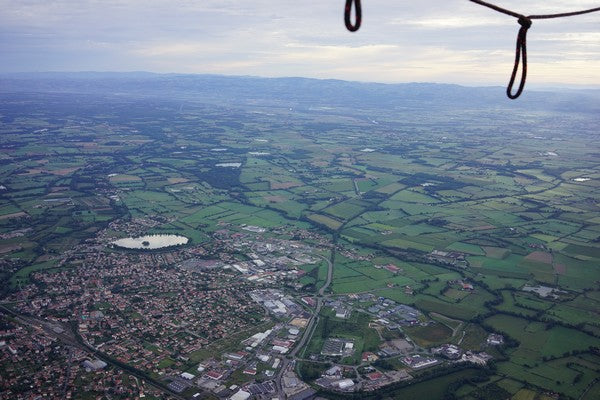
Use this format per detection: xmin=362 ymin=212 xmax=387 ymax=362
xmin=2 ymin=70 xmax=600 ymax=92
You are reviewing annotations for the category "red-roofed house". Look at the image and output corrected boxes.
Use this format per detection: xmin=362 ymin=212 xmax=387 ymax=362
xmin=367 ymin=372 xmax=383 ymax=381
xmin=205 ymin=371 xmax=224 ymax=380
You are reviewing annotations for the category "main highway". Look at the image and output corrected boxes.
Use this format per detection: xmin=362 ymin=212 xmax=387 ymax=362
xmin=274 ymin=251 xmax=334 ymax=399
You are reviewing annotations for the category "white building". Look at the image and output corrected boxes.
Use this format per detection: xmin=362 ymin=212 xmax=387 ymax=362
xmin=335 ymin=379 xmax=355 ymax=390
xmin=229 ymin=389 xmax=252 ymax=400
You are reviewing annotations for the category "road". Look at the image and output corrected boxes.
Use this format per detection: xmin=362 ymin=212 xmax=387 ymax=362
xmin=317 ymin=254 xmax=333 ymax=297
xmin=275 ymin=251 xmax=334 ymax=399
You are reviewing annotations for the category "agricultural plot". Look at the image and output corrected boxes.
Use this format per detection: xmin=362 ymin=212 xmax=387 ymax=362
xmin=387 ymin=369 xmax=484 ymax=400
xmin=306 ymin=213 xmax=343 ymax=230
xmin=245 ymin=190 xmax=307 ymax=218
xmin=122 ymin=190 xmax=189 ymax=217
xmin=485 ymin=314 xmax=598 ymax=360
xmin=414 ymin=297 xmax=480 ymax=320
xmin=1 ymin=80 xmax=600 ymax=400
xmin=404 ymin=322 xmax=453 ymax=347
xmin=496 ymin=356 xmax=600 ymax=399
xmin=445 ymin=242 xmax=485 ymax=255
xmin=322 ymin=199 xmax=371 ymax=221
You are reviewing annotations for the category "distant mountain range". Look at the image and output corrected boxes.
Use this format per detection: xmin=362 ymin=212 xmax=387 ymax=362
xmin=1 ymin=72 xmax=599 ymax=113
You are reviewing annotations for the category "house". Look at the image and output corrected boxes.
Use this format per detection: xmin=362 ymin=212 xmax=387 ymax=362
xmin=367 ymin=372 xmax=383 ymax=381
xmin=486 ymin=334 xmax=504 ymax=346
xmin=205 ymin=370 xmax=224 ymax=380
xmin=384 ymin=264 xmax=401 ymax=273
xmin=362 ymin=352 xmax=379 ymax=363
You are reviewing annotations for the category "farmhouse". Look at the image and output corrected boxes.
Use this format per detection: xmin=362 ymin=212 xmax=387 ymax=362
xmin=486 ymin=333 xmax=504 ymax=346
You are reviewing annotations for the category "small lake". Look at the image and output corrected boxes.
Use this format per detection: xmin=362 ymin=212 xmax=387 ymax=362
xmin=111 ymin=234 xmax=189 ymax=250
xmin=216 ymin=162 xmax=242 ymax=168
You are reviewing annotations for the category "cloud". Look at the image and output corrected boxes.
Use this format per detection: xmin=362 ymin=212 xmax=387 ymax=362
xmin=398 ymin=16 xmax=506 ymax=29
xmin=0 ymin=0 xmax=598 ymax=86
xmin=134 ymin=43 xmax=209 ymax=57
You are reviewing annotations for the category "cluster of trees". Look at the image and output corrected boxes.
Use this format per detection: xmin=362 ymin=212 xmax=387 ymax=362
xmin=298 ymin=361 xmax=330 ymax=380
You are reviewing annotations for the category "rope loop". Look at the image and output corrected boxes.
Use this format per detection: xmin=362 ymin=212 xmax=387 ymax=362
xmin=507 ymin=17 xmax=531 ymax=99
xmin=344 ymin=0 xmax=362 ymax=32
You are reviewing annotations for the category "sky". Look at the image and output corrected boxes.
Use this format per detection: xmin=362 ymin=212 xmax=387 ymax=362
xmin=1 ymin=0 xmax=599 ymax=87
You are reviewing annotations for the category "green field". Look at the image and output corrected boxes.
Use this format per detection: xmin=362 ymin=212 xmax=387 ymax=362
xmin=2 ymin=78 xmax=600 ymax=400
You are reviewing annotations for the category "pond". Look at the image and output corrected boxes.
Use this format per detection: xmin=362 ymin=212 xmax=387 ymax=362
xmin=111 ymin=234 xmax=189 ymax=250
xmin=215 ymin=162 xmax=242 ymax=168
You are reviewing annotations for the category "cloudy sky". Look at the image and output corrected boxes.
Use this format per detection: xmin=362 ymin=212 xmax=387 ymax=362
xmin=1 ymin=0 xmax=599 ymax=86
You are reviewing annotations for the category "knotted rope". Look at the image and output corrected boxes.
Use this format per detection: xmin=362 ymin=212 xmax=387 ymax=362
xmin=471 ymin=0 xmax=600 ymax=98
xmin=343 ymin=0 xmax=600 ymax=99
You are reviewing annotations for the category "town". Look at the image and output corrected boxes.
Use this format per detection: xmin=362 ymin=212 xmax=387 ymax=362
xmin=3 ymin=220 xmax=500 ymax=400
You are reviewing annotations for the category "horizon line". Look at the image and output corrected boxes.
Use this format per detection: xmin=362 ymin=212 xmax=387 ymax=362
xmin=2 ymin=70 xmax=600 ymax=91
